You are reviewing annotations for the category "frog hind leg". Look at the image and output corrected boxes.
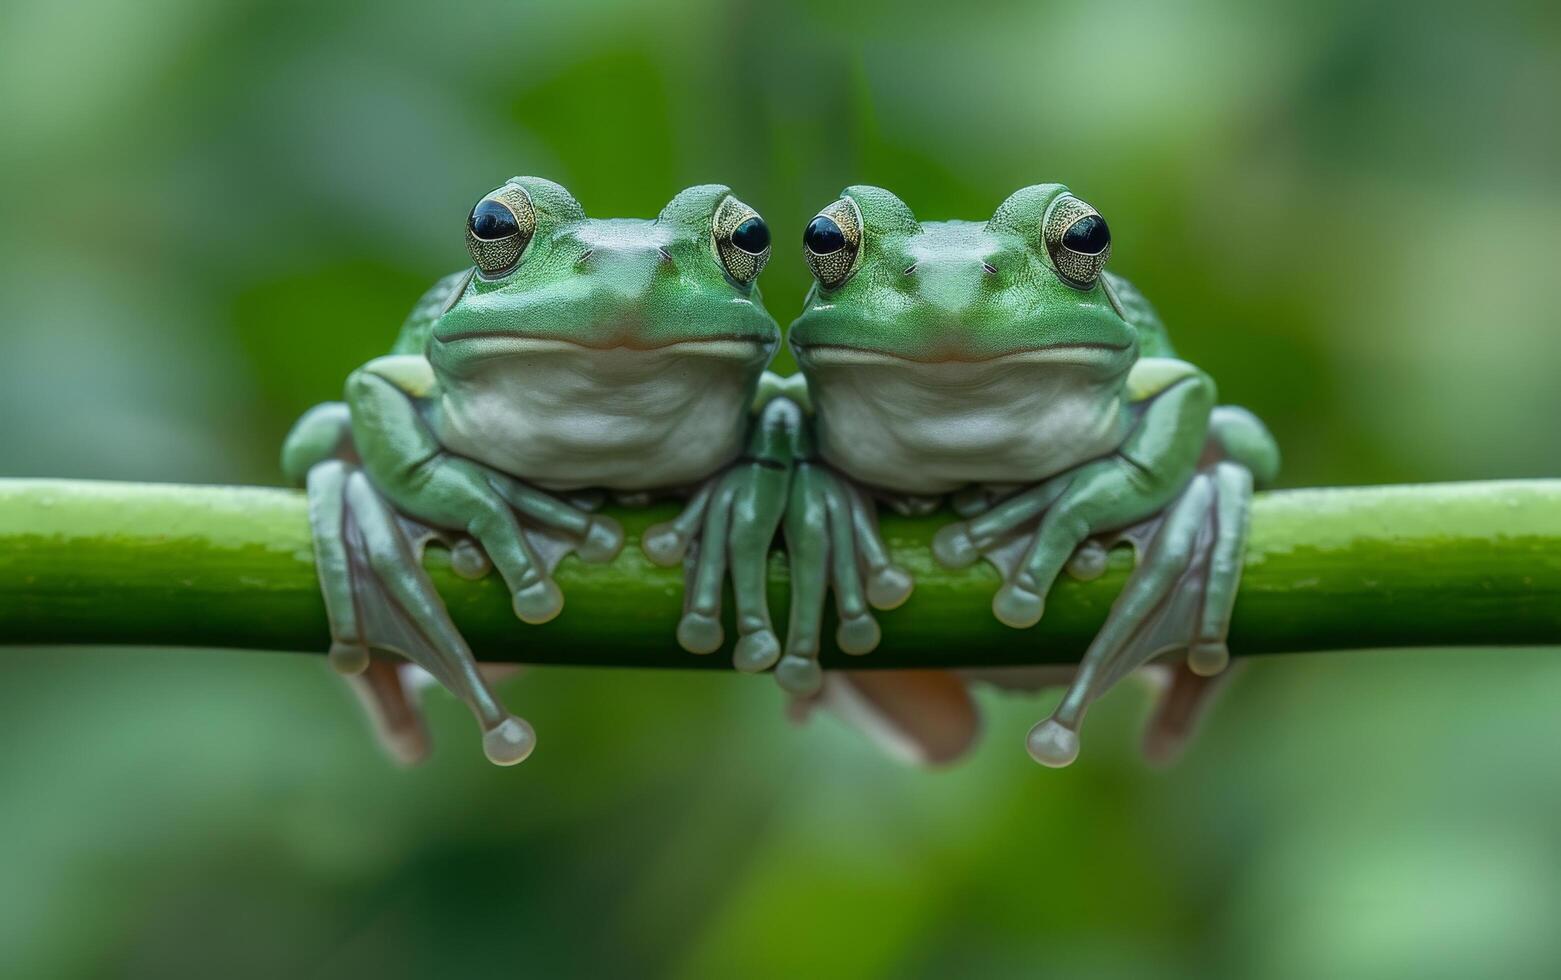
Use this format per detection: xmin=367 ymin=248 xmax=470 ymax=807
xmin=789 ymin=670 xmax=980 ymax=766
xmin=309 ymin=462 xmax=537 ymax=765
xmin=340 ymin=658 xmax=431 ymax=766
xmin=1139 ymin=659 xmax=1242 ymax=766
xmin=1026 ymin=462 xmax=1254 ymax=767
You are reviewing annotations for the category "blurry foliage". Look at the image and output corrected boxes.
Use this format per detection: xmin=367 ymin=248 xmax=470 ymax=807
xmin=1 ymin=0 xmax=1559 ymax=976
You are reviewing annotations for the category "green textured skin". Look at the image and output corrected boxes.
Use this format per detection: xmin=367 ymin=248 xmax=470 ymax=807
xmin=792 ymin=184 xmax=1167 ymax=362
xmin=277 ymin=178 xmax=788 ymax=761
xmin=787 ymin=184 xmax=1289 ymax=762
xmin=1 ymin=479 xmax=1557 ymax=663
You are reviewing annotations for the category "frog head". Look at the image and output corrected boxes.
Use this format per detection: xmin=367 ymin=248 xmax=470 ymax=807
xmin=788 ymin=185 xmax=1143 ymax=493
xmin=430 ymin=177 xmax=779 ymax=379
xmin=789 ymin=184 xmax=1136 ymax=374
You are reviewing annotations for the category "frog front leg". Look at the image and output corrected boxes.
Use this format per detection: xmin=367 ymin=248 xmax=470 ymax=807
xmin=642 ymin=377 xmax=813 ymax=674
xmin=934 ymin=360 xmax=1278 ymax=766
xmin=1022 ymin=408 xmax=1276 ymax=766
xmin=772 ymin=413 xmax=914 ymax=696
xmin=284 ymin=354 xmax=623 ymax=765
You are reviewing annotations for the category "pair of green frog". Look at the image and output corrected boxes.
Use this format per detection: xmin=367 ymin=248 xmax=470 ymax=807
xmin=282 ymin=177 xmax=1279 ymax=770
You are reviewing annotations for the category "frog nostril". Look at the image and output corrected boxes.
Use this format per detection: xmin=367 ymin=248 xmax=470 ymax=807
xmin=982 ymin=262 xmax=998 ymax=276
xmin=576 ymin=249 xmax=594 ymax=267
xmin=658 ymin=246 xmax=674 ymax=264
xmin=902 ymin=263 xmax=918 ymax=276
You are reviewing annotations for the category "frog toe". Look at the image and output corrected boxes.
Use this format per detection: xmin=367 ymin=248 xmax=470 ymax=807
xmin=329 ymin=641 xmax=371 ymax=676
xmin=677 ymin=611 xmax=725 ymax=655
xmin=482 ymin=715 xmax=537 ymax=766
xmin=1065 ymin=539 xmax=1110 ymax=581
xmin=1187 ymin=640 xmax=1231 ymax=677
xmin=931 ymin=522 xmax=981 ymax=568
xmin=865 ymin=565 xmax=914 ymax=610
xmin=992 ymin=582 xmax=1045 ymax=629
xmin=733 ymin=629 xmax=782 ymax=673
xmin=577 ymin=515 xmax=625 ymax=564
xmin=448 ymin=538 xmax=492 ymax=579
xmin=1026 ymin=718 xmax=1081 ymax=768
xmin=641 ymin=521 xmax=691 ymax=567
xmin=776 ymin=654 xmax=824 ymax=697
xmin=512 ymin=579 xmax=564 ymax=625
xmin=835 ymin=614 xmax=881 ymax=656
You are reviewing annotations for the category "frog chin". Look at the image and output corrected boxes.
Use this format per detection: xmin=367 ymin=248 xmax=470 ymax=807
xmin=796 ymin=343 xmax=1136 ymax=496
xmin=430 ymin=334 xmax=771 ymax=493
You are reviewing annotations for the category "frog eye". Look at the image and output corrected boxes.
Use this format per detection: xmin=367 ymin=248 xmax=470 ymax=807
xmin=1042 ymin=195 xmax=1112 ymax=288
xmin=712 ymin=195 xmax=771 ymax=285
xmin=465 ymin=184 xmax=536 ymax=277
xmin=803 ymin=197 xmax=863 ymax=289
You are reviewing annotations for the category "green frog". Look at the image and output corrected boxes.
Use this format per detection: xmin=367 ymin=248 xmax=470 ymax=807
xmin=282 ymin=177 xmax=795 ymax=765
xmin=781 ymin=184 xmax=1280 ymax=767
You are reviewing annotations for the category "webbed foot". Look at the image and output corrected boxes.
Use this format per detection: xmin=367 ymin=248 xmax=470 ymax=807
xmin=1021 ymin=462 xmax=1254 ymax=766
xmin=301 ymin=456 xmax=619 ymax=765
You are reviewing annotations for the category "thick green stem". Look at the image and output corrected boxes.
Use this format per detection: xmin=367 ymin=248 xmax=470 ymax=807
xmin=0 ymin=478 xmax=1556 ymax=667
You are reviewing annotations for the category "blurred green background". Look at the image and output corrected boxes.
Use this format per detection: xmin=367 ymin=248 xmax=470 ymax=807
xmin=2 ymin=0 xmax=1559 ymax=976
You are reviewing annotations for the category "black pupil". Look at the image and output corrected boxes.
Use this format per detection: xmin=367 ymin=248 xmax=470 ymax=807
xmin=1062 ymin=214 xmax=1110 ymax=255
xmin=469 ymin=200 xmax=519 ymax=241
xmin=732 ymin=216 xmax=770 ymax=254
xmin=804 ymin=216 xmax=846 ymax=254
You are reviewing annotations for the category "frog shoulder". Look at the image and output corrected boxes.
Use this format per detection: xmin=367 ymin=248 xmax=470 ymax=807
xmin=1102 ymin=271 xmax=1175 ymax=359
xmin=390 ymin=267 xmax=476 ymax=356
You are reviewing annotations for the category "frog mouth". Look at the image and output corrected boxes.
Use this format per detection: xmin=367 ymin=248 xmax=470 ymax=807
xmin=794 ymin=340 xmax=1132 ymax=367
xmin=433 ymin=331 xmax=772 ymax=360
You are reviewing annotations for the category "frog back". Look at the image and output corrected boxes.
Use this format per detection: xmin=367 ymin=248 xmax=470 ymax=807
xmin=1103 ymin=271 xmax=1174 ymax=359
xmin=389 ymin=268 xmax=476 ymax=356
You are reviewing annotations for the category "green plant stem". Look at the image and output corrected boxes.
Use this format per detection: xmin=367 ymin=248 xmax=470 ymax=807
xmin=0 ymin=478 xmax=1557 ymax=668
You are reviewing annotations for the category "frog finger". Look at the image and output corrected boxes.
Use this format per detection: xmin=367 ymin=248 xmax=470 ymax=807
xmin=676 ymin=478 xmax=739 ymax=655
xmin=642 ymin=479 xmax=715 ymax=568
xmin=344 ymin=471 xmax=535 ymax=765
xmin=949 ymin=485 xmax=993 ymax=519
xmin=996 ymin=460 xmax=1161 ymax=629
xmin=304 ymin=459 xmax=369 ymax=674
xmin=1189 ymin=462 xmax=1253 ymax=676
xmin=932 ymin=473 xmax=1071 ymax=569
xmin=1025 ymin=474 xmax=1215 ymax=767
xmin=728 ymin=395 xmax=802 ymax=671
xmin=487 ymin=471 xmax=624 ymax=564
xmin=844 ymin=482 xmax=913 ymax=610
xmin=1065 ymin=539 xmax=1111 ymax=581
xmin=728 ymin=464 xmax=789 ymax=674
xmin=458 ymin=478 xmax=563 ymax=626
xmin=779 ymin=465 xmax=831 ymax=697
xmin=822 ymin=476 xmax=880 ymax=655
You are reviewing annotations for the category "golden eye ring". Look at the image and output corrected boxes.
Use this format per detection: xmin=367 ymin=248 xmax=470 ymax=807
xmin=712 ymin=195 xmax=771 ymax=285
xmin=465 ymin=183 xmax=536 ymax=277
xmin=1042 ymin=195 xmax=1111 ymax=288
xmin=802 ymin=196 xmax=864 ymax=289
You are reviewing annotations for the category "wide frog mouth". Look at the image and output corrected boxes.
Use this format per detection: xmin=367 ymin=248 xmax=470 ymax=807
xmin=431 ymin=329 xmax=775 ymax=380
xmin=431 ymin=276 xmax=780 ymax=377
xmin=793 ymin=338 xmax=1134 ymax=369
xmin=788 ymin=292 xmax=1137 ymax=376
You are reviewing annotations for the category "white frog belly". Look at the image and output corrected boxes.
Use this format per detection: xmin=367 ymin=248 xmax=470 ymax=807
xmin=804 ymin=353 xmax=1132 ymax=495
xmin=434 ymin=340 xmax=766 ymax=492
